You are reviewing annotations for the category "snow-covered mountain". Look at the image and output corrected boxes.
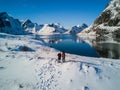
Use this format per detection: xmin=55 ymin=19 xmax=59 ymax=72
xmin=69 ymin=23 xmax=88 ymax=34
xmin=78 ymin=0 xmax=120 ymax=38
xmin=37 ymin=23 xmax=68 ymax=34
xmin=0 ymin=12 xmax=91 ymax=35
xmin=0 ymin=12 xmax=68 ymax=35
xmin=0 ymin=12 xmax=28 ymax=35
xmin=38 ymin=23 xmax=67 ymax=34
xmin=22 ymin=19 xmax=44 ymax=34
xmin=22 ymin=19 xmax=35 ymax=33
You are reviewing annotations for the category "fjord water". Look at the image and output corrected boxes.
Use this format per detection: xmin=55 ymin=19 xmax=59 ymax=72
xmin=35 ymin=34 xmax=99 ymax=58
xmin=35 ymin=34 xmax=120 ymax=59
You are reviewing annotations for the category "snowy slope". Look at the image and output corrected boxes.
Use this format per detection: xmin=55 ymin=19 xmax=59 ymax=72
xmin=0 ymin=12 xmax=28 ymax=35
xmin=78 ymin=0 xmax=120 ymax=38
xmin=0 ymin=33 xmax=120 ymax=90
xmin=69 ymin=23 xmax=88 ymax=34
xmin=38 ymin=23 xmax=68 ymax=35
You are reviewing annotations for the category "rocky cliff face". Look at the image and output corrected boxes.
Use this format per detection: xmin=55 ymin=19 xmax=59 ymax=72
xmin=21 ymin=19 xmax=43 ymax=33
xmin=78 ymin=0 xmax=120 ymax=38
xmin=0 ymin=12 xmax=28 ymax=35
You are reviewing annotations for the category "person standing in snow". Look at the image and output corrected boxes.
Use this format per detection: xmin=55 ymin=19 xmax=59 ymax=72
xmin=57 ymin=52 xmax=61 ymax=63
xmin=62 ymin=51 xmax=65 ymax=62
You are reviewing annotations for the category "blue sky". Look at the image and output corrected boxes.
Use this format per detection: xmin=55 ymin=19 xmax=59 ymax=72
xmin=0 ymin=0 xmax=111 ymax=28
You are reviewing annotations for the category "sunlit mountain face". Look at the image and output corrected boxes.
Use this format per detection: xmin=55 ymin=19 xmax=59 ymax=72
xmin=78 ymin=0 xmax=120 ymax=38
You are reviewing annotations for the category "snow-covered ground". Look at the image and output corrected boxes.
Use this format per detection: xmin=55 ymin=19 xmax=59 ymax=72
xmin=0 ymin=33 xmax=120 ymax=90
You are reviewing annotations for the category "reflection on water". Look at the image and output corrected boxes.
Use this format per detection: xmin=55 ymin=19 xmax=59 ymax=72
xmin=49 ymin=39 xmax=99 ymax=57
xmin=81 ymin=36 xmax=120 ymax=59
xmin=35 ymin=34 xmax=99 ymax=58
xmin=35 ymin=34 xmax=120 ymax=59
xmin=94 ymin=43 xmax=120 ymax=59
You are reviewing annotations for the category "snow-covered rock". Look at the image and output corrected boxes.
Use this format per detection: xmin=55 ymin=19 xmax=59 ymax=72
xmin=38 ymin=23 xmax=68 ymax=35
xmin=69 ymin=23 xmax=88 ymax=34
xmin=22 ymin=19 xmax=35 ymax=33
xmin=22 ymin=19 xmax=43 ymax=34
xmin=78 ymin=0 xmax=120 ymax=38
xmin=0 ymin=12 xmax=28 ymax=35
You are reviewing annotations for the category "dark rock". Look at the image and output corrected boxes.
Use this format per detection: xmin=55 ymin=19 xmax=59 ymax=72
xmin=94 ymin=10 xmax=111 ymax=25
xmin=4 ymin=21 xmax=11 ymax=27
xmin=0 ymin=18 xmax=5 ymax=27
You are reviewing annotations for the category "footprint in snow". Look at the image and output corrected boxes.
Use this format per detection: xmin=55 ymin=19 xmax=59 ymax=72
xmin=58 ymin=71 xmax=62 ymax=75
xmin=94 ymin=67 xmax=102 ymax=75
xmin=19 ymin=84 xmax=24 ymax=88
xmin=0 ymin=66 xmax=5 ymax=70
xmin=29 ymin=58 xmax=33 ymax=60
xmin=84 ymin=86 xmax=89 ymax=90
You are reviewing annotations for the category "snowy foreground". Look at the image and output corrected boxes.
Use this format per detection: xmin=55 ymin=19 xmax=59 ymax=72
xmin=0 ymin=33 xmax=120 ymax=90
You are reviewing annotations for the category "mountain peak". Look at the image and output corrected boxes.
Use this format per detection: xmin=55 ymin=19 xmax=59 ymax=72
xmin=76 ymin=23 xmax=88 ymax=28
xmin=23 ymin=19 xmax=32 ymax=24
xmin=69 ymin=23 xmax=88 ymax=34
xmin=52 ymin=23 xmax=61 ymax=26
xmin=0 ymin=12 xmax=8 ymax=16
xmin=38 ymin=23 xmax=67 ymax=34
xmin=0 ymin=12 xmax=28 ymax=35
xmin=78 ymin=0 xmax=120 ymax=38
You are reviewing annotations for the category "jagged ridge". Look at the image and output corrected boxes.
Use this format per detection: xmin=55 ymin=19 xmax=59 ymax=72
xmin=78 ymin=0 xmax=120 ymax=38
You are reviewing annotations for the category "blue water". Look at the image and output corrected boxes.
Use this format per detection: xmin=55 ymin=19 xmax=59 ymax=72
xmin=35 ymin=34 xmax=99 ymax=58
